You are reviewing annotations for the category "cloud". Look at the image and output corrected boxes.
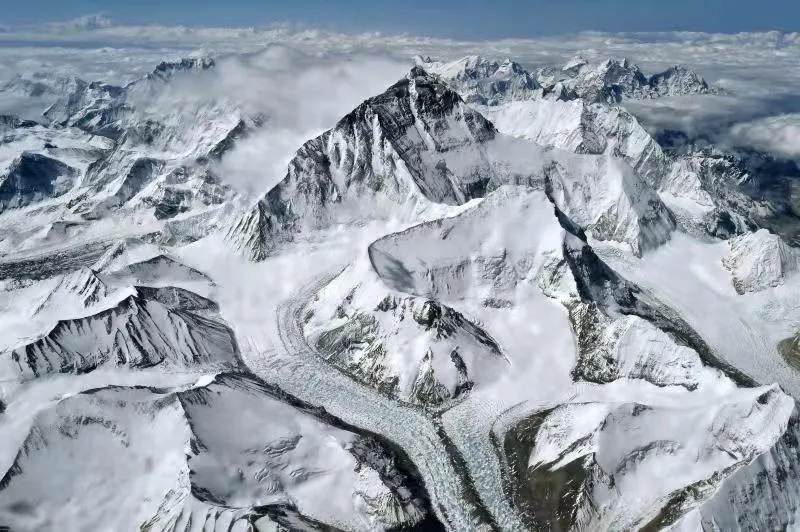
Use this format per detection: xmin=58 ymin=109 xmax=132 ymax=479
xmin=208 ymin=47 xmax=408 ymax=196
xmin=48 ymin=14 xmax=116 ymax=33
xmin=729 ymin=114 xmax=800 ymax=159
xmin=2 ymin=17 xmax=800 ymax=184
xmin=107 ymin=44 xmax=408 ymax=197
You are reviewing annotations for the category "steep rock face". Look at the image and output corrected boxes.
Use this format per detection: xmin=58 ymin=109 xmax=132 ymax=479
xmin=690 ymin=413 xmax=800 ymax=531
xmin=366 ymin=186 xmax=720 ymax=390
xmin=427 ymin=55 xmax=756 ymax=246
xmin=145 ymin=57 xmax=216 ymax=82
xmin=424 ymin=55 xmax=715 ymax=106
xmin=309 ymin=184 xmax=796 ymax=529
xmin=0 ymin=152 xmax=78 ymax=212
xmin=24 ymin=56 xmax=243 ymax=225
xmin=42 ymin=55 xmax=217 ymax=139
xmin=178 ymin=374 xmax=429 ymax=530
xmin=722 ymin=229 xmax=800 ymax=294
xmin=477 ymin=97 xmax=668 ymax=186
xmin=567 ymin=306 xmax=707 ymax=390
xmin=545 ymin=154 xmax=675 ymax=255
xmin=43 ymin=81 xmax=126 ymax=135
xmin=659 ymin=149 xmax=757 ymax=239
xmin=227 ymin=67 xmax=504 ymax=260
xmin=1 ymin=285 xmax=240 ymax=380
xmin=32 ymin=267 xmax=108 ymax=315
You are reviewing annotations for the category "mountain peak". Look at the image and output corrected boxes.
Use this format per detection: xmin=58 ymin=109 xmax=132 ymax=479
xmin=146 ymin=56 xmax=216 ymax=82
xmin=418 ymin=55 xmax=540 ymax=106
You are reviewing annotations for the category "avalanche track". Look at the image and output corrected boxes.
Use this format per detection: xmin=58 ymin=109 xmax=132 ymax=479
xmin=244 ymin=273 xmax=506 ymax=531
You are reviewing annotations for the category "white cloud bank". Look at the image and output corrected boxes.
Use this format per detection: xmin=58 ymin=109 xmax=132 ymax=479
xmin=2 ymin=16 xmax=800 ymax=168
xmin=730 ymin=114 xmax=800 ymax=159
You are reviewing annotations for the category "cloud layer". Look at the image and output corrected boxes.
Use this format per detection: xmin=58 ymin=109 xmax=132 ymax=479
xmin=1 ymin=17 xmax=799 ymax=178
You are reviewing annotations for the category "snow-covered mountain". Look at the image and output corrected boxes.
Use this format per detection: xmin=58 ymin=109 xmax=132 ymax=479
xmin=1 ymin=49 xmax=800 ymax=532
xmin=419 ymin=55 xmax=717 ymax=105
xmin=421 ymin=55 xmax=767 ymax=245
xmin=229 ymin=67 xmax=676 ymax=260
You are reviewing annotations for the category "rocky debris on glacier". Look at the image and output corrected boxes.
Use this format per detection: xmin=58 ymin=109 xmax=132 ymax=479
xmin=1 ymin=48 xmax=800 ymax=532
xmin=0 ymin=237 xmax=436 ymax=531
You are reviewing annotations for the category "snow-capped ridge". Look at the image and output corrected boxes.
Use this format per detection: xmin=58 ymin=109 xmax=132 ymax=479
xmin=144 ymin=56 xmax=216 ymax=83
xmin=525 ymin=386 xmax=793 ymax=530
xmin=722 ymin=229 xmax=800 ymax=294
xmin=539 ymin=57 xmax=718 ymax=104
xmin=425 ymin=54 xmax=717 ymax=107
xmin=417 ymin=55 xmax=541 ymax=105
xmin=32 ymin=267 xmax=108 ymax=315
xmin=228 ymin=68 xmax=675 ymax=260
xmin=1 ymin=284 xmax=240 ymax=380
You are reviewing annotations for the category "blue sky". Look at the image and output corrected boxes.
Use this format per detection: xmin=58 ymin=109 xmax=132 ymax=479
xmin=2 ymin=0 xmax=797 ymax=38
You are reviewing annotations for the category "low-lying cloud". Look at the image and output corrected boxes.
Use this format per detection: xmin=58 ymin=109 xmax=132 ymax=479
xmin=208 ymin=47 xmax=408 ymax=196
xmin=729 ymin=114 xmax=800 ymax=159
xmin=3 ymin=17 xmax=800 ymax=189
